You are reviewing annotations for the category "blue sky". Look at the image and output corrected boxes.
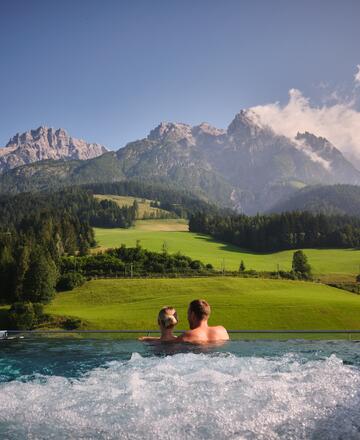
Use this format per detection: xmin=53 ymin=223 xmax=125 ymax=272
xmin=0 ymin=0 xmax=359 ymax=150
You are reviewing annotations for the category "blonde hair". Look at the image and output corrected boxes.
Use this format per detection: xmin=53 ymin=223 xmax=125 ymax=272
xmin=158 ymin=306 xmax=178 ymax=329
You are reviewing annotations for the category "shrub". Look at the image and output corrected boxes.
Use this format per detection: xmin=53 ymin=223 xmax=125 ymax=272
xmin=278 ymin=270 xmax=297 ymax=280
xmin=244 ymin=269 xmax=259 ymax=277
xmin=8 ymin=302 xmax=35 ymax=330
xmin=189 ymin=260 xmax=203 ymax=270
xmin=62 ymin=317 xmax=82 ymax=330
xmin=32 ymin=303 xmax=45 ymax=324
xmin=57 ymin=272 xmax=86 ymax=291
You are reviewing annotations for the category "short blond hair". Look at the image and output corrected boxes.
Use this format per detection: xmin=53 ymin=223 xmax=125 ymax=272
xmin=158 ymin=306 xmax=178 ymax=329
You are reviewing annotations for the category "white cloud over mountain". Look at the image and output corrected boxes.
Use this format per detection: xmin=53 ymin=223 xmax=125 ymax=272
xmin=249 ymin=84 xmax=360 ymax=164
xmin=355 ymin=65 xmax=360 ymax=85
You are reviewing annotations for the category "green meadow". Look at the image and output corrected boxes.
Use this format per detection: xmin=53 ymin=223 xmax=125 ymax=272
xmin=3 ymin=219 xmax=359 ymax=336
xmin=94 ymin=221 xmax=360 ymax=280
xmin=94 ymin=194 xmax=172 ymax=220
xmin=44 ymin=277 xmax=360 ymax=335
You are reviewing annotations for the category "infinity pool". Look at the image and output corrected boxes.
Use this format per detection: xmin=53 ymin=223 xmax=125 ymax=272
xmin=1 ymin=339 xmax=360 ymax=439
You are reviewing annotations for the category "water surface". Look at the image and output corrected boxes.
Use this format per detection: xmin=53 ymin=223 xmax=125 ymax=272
xmin=1 ymin=339 xmax=360 ymax=439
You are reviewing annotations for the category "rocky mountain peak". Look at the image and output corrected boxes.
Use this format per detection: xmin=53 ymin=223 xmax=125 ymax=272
xmin=0 ymin=126 xmax=107 ymax=173
xmin=192 ymin=122 xmax=226 ymax=137
xmin=296 ymin=132 xmax=335 ymax=152
xmin=148 ymin=122 xmax=194 ymax=145
xmin=227 ymin=110 xmax=265 ymax=138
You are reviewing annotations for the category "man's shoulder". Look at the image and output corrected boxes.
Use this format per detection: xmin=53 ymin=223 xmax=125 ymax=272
xmin=209 ymin=325 xmax=229 ymax=339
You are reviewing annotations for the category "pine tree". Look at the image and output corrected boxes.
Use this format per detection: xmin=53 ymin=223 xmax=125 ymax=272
xmin=22 ymin=247 xmax=59 ymax=303
xmin=14 ymin=242 xmax=31 ymax=301
xmin=162 ymin=241 xmax=169 ymax=254
xmin=292 ymin=250 xmax=312 ymax=279
xmin=239 ymin=260 xmax=245 ymax=272
xmin=0 ymin=244 xmax=15 ymax=302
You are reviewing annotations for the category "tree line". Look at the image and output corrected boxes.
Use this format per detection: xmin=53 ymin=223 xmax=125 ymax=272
xmin=0 ymin=188 xmax=138 ymax=304
xmin=60 ymin=243 xmax=213 ymax=280
xmin=189 ymin=211 xmax=360 ymax=251
xmin=83 ymin=179 xmax=225 ymax=219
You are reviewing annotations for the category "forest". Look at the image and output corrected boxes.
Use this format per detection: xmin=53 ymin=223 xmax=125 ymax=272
xmin=0 ymin=188 xmax=137 ymax=304
xmin=189 ymin=211 xmax=360 ymax=251
xmin=83 ymin=179 xmax=223 ymax=218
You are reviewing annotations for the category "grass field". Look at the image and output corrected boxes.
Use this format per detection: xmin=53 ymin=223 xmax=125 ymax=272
xmin=94 ymin=194 xmax=172 ymax=219
xmin=43 ymin=277 xmax=360 ymax=335
xmin=94 ymin=222 xmax=360 ymax=279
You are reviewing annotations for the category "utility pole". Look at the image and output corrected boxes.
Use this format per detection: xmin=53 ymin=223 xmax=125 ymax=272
xmin=130 ymin=263 xmax=133 ymax=278
xmin=221 ymin=259 xmax=225 ymax=275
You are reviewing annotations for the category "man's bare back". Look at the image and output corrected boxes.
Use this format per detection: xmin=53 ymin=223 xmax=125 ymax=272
xmin=178 ymin=299 xmax=229 ymax=344
xmin=178 ymin=323 xmax=229 ymax=344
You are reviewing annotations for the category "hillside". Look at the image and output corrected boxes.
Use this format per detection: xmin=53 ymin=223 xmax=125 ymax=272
xmin=94 ymin=223 xmax=360 ymax=280
xmin=94 ymin=194 xmax=175 ymax=220
xmin=43 ymin=277 xmax=360 ymax=332
xmin=270 ymin=184 xmax=360 ymax=216
xmin=0 ymin=152 xmax=125 ymax=193
xmin=1 ymin=114 xmax=360 ymax=213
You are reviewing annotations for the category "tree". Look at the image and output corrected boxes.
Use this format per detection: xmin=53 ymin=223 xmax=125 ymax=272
xmin=133 ymin=200 xmax=139 ymax=219
xmin=292 ymin=250 xmax=312 ymax=279
xmin=0 ymin=244 xmax=15 ymax=303
xmin=8 ymin=302 xmax=35 ymax=330
xmin=14 ymin=242 xmax=31 ymax=301
xmin=56 ymin=272 xmax=85 ymax=291
xmin=162 ymin=241 xmax=169 ymax=254
xmin=239 ymin=260 xmax=246 ymax=272
xmin=22 ymin=247 xmax=59 ymax=303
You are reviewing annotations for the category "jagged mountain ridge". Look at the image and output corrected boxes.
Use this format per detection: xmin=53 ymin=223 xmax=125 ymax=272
xmin=0 ymin=126 xmax=107 ymax=173
xmin=0 ymin=113 xmax=359 ymax=213
xmin=114 ymin=111 xmax=360 ymax=211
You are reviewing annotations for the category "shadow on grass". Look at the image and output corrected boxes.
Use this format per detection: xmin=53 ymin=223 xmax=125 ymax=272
xmin=192 ymin=233 xmax=277 ymax=255
xmin=192 ymin=234 xmax=360 ymax=256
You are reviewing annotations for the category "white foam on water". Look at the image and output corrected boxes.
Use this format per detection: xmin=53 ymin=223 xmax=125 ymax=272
xmin=1 ymin=352 xmax=360 ymax=440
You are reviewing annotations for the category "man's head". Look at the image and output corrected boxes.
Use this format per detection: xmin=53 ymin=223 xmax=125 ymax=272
xmin=188 ymin=299 xmax=211 ymax=329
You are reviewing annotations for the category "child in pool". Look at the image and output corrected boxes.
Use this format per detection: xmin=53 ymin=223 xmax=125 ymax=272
xmin=139 ymin=306 xmax=178 ymax=342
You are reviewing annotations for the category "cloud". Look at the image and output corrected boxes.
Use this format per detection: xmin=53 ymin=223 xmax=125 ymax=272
xmin=249 ymin=87 xmax=360 ymax=162
xmin=355 ymin=65 xmax=360 ymax=85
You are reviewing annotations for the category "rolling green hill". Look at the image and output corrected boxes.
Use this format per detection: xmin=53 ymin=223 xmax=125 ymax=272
xmin=43 ymin=277 xmax=360 ymax=334
xmin=94 ymin=223 xmax=360 ymax=280
xmin=94 ymin=194 xmax=174 ymax=220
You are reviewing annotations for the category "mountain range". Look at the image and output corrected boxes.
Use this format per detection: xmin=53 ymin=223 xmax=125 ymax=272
xmin=0 ymin=126 xmax=107 ymax=173
xmin=1 ymin=111 xmax=359 ymax=213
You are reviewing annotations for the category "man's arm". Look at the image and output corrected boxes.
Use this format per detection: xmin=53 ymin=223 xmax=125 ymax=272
xmin=138 ymin=336 xmax=160 ymax=342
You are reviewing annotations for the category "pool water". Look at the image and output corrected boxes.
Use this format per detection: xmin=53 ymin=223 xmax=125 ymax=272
xmin=1 ymin=339 xmax=360 ymax=439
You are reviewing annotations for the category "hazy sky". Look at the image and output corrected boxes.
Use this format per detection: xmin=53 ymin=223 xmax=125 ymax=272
xmin=1 ymin=0 xmax=360 ymax=150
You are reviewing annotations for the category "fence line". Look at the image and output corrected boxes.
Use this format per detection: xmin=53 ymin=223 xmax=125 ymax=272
xmin=5 ymin=329 xmax=360 ymax=334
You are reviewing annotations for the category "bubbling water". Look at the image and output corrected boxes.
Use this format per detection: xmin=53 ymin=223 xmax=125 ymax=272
xmin=1 ymin=352 xmax=360 ymax=440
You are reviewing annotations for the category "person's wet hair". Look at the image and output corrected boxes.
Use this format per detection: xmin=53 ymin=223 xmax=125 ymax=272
xmin=188 ymin=299 xmax=211 ymax=321
xmin=158 ymin=306 xmax=178 ymax=329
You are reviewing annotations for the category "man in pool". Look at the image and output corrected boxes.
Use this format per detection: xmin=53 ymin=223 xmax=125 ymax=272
xmin=177 ymin=299 xmax=229 ymax=343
